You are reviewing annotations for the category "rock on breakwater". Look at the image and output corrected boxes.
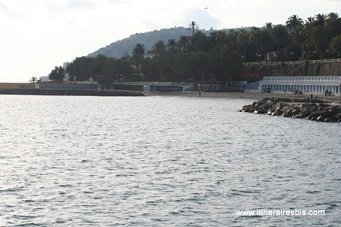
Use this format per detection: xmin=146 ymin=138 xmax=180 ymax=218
xmin=238 ymin=98 xmax=341 ymax=123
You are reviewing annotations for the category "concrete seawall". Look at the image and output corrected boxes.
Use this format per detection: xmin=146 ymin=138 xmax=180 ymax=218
xmin=0 ymin=89 xmax=144 ymax=97
xmin=239 ymin=98 xmax=341 ymax=123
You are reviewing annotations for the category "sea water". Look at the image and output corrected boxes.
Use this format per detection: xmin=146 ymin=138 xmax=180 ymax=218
xmin=0 ymin=95 xmax=340 ymax=226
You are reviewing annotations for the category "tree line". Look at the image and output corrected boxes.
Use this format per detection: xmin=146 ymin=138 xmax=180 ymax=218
xmin=49 ymin=12 xmax=341 ymax=85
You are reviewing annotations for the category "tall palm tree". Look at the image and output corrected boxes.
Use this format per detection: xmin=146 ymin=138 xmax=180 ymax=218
xmin=325 ymin=13 xmax=340 ymax=47
xmin=132 ymin=43 xmax=145 ymax=71
xmin=191 ymin=21 xmax=196 ymax=38
xmin=326 ymin=12 xmax=340 ymax=31
xmin=314 ymin=14 xmax=326 ymax=27
xmin=30 ymin=76 xmax=38 ymax=83
xmin=263 ymin=22 xmax=273 ymax=31
xmin=286 ymin=15 xmax=304 ymax=59
xmin=286 ymin=15 xmax=303 ymax=31
xmin=305 ymin=17 xmax=315 ymax=28
xmin=190 ymin=21 xmax=199 ymax=50
xmin=327 ymin=12 xmax=339 ymax=23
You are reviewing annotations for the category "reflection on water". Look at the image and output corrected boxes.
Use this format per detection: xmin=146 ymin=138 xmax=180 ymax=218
xmin=0 ymin=95 xmax=340 ymax=226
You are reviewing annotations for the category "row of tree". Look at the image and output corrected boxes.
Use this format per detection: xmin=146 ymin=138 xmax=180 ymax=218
xmin=49 ymin=12 xmax=341 ymax=85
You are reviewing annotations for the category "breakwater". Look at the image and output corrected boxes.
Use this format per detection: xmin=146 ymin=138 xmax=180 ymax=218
xmin=239 ymin=98 xmax=341 ymax=123
xmin=0 ymin=89 xmax=144 ymax=96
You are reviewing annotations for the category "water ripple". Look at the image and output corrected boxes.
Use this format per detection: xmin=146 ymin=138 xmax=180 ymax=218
xmin=0 ymin=96 xmax=340 ymax=226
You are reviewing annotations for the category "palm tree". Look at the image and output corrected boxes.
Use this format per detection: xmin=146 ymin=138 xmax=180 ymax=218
xmin=285 ymin=15 xmax=304 ymax=59
xmin=325 ymin=13 xmax=340 ymax=51
xmin=305 ymin=17 xmax=315 ymax=28
xmin=314 ymin=14 xmax=326 ymax=27
xmin=326 ymin=12 xmax=340 ymax=32
xmin=190 ymin=21 xmax=198 ymax=38
xmin=190 ymin=21 xmax=199 ymax=50
xmin=132 ymin=43 xmax=145 ymax=71
xmin=263 ymin=22 xmax=273 ymax=31
xmin=327 ymin=12 xmax=339 ymax=22
xmin=286 ymin=15 xmax=303 ymax=31
xmin=30 ymin=76 xmax=38 ymax=83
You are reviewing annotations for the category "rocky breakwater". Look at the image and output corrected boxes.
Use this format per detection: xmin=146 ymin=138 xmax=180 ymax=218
xmin=238 ymin=98 xmax=341 ymax=123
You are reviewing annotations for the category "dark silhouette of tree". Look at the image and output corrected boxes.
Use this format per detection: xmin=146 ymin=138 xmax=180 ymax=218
xmin=327 ymin=12 xmax=339 ymax=23
xmin=264 ymin=23 xmax=273 ymax=31
xmin=167 ymin=39 xmax=177 ymax=53
xmin=286 ymin=15 xmax=303 ymax=31
xmin=314 ymin=14 xmax=326 ymax=27
xmin=209 ymin=30 xmax=228 ymax=53
xmin=190 ymin=21 xmax=198 ymax=39
xmin=190 ymin=21 xmax=199 ymax=49
xmin=131 ymin=43 xmax=145 ymax=71
xmin=48 ymin=12 xmax=341 ymax=84
xmin=330 ymin=34 xmax=341 ymax=57
xmin=30 ymin=76 xmax=38 ymax=83
xmin=132 ymin=43 xmax=145 ymax=59
xmin=305 ymin=17 xmax=315 ymax=28
xmin=177 ymin=35 xmax=191 ymax=52
xmin=192 ymin=31 xmax=210 ymax=52
xmin=151 ymin=41 xmax=166 ymax=56
xmin=49 ymin=66 xmax=65 ymax=81
xmin=326 ymin=13 xmax=341 ymax=38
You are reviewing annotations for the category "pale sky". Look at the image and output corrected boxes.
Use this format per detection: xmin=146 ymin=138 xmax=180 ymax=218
xmin=0 ymin=0 xmax=340 ymax=82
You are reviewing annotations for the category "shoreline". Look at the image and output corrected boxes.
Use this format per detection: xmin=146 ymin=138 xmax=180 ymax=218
xmin=0 ymin=89 xmax=144 ymax=97
xmin=0 ymin=89 xmax=340 ymax=104
xmin=145 ymin=91 xmax=341 ymax=103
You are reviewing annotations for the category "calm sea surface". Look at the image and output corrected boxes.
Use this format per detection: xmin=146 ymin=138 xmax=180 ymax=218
xmin=0 ymin=95 xmax=340 ymax=226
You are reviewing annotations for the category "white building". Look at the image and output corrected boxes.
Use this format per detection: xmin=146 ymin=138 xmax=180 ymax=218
xmin=259 ymin=76 xmax=341 ymax=95
xmin=112 ymin=82 xmax=194 ymax=92
xmin=39 ymin=76 xmax=50 ymax=82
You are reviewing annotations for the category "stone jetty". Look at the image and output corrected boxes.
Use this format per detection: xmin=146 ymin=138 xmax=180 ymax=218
xmin=239 ymin=98 xmax=341 ymax=123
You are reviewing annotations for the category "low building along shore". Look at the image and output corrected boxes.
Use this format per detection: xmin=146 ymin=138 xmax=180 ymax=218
xmin=0 ymin=82 xmax=38 ymax=89
xmin=259 ymin=76 xmax=341 ymax=95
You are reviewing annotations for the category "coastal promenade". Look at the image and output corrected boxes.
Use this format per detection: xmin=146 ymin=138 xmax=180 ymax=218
xmin=0 ymin=89 xmax=144 ymax=96
xmin=145 ymin=91 xmax=341 ymax=103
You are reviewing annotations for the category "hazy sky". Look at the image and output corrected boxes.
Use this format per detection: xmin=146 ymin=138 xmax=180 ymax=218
xmin=0 ymin=0 xmax=340 ymax=82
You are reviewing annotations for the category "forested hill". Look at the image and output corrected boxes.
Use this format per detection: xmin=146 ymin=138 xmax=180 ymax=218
xmin=48 ymin=12 xmax=340 ymax=84
xmin=88 ymin=27 xmax=198 ymax=58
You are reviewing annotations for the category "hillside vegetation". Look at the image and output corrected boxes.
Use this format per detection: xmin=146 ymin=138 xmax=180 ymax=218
xmin=88 ymin=27 xmax=195 ymax=59
xmin=49 ymin=12 xmax=341 ymax=86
